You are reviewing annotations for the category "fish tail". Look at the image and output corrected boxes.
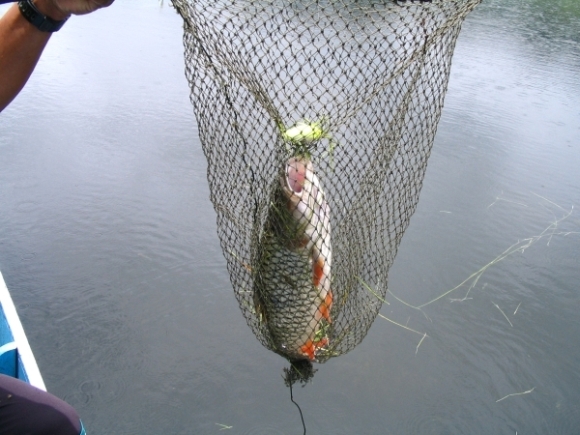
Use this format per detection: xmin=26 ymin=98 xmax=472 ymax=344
xmin=300 ymin=337 xmax=329 ymax=361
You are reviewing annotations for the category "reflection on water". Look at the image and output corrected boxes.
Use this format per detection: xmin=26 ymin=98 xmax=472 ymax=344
xmin=0 ymin=0 xmax=579 ymax=434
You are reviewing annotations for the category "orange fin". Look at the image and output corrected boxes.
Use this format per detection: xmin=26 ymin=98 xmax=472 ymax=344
xmin=300 ymin=340 xmax=317 ymax=361
xmin=313 ymin=256 xmax=325 ymax=287
xmin=319 ymin=291 xmax=333 ymax=322
xmin=300 ymin=338 xmax=329 ymax=361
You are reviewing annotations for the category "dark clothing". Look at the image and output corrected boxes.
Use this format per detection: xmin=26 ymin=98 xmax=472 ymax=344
xmin=0 ymin=374 xmax=83 ymax=435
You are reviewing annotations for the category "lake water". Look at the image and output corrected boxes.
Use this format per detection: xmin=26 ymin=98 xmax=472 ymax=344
xmin=1 ymin=1 xmax=579 ymax=434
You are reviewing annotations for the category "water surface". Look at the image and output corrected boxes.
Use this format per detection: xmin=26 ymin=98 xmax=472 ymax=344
xmin=1 ymin=1 xmax=579 ymax=434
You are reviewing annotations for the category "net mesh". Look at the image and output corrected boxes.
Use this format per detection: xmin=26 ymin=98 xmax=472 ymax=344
xmin=171 ymin=0 xmax=481 ymax=362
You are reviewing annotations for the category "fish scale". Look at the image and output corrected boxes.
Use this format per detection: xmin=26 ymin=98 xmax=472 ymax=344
xmin=256 ymin=237 xmax=329 ymax=360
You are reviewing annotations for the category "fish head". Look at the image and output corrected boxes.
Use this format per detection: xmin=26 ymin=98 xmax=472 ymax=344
xmin=280 ymin=157 xmax=316 ymax=206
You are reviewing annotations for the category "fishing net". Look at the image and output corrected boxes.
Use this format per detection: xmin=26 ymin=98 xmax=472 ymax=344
xmin=171 ymin=0 xmax=481 ymax=363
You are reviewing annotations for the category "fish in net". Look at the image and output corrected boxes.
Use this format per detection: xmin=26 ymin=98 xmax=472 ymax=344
xmin=170 ymin=0 xmax=481 ymax=363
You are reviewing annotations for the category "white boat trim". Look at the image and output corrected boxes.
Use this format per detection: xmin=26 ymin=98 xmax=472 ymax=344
xmin=0 ymin=270 xmax=46 ymax=391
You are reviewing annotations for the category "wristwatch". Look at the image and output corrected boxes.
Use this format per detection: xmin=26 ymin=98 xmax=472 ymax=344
xmin=18 ymin=0 xmax=69 ymax=32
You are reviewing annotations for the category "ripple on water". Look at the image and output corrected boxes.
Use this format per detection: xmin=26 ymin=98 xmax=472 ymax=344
xmin=62 ymin=379 xmax=102 ymax=407
xmin=63 ymin=373 xmax=129 ymax=409
xmin=551 ymin=401 xmax=580 ymax=434
xmin=79 ymin=379 xmax=102 ymax=402
xmin=14 ymin=200 xmax=40 ymax=213
xmin=19 ymin=252 xmax=36 ymax=261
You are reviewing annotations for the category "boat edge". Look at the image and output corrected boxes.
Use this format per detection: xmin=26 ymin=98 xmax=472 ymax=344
xmin=0 ymin=270 xmax=46 ymax=391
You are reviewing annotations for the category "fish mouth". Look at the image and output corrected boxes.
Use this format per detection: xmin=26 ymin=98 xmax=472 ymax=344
xmin=283 ymin=157 xmax=307 ymax=194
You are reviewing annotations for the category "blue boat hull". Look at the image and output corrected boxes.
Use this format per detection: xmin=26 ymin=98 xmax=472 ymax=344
xmin=0 ymin=271 xmax=46 ymax=390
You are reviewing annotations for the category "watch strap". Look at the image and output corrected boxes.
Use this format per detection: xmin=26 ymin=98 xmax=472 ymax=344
xmin=18 ymin=0 xmax=69 ymax=33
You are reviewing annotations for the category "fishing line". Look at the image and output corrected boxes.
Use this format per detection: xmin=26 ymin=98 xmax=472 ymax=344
xmin=289 ymin=381 xmax=306 ymax=435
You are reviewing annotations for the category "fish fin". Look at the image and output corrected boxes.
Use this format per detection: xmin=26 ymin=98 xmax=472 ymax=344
xmin=300 ymin=337 xmax=329 ymax=361
xmin=318 ymin=291 xmax=333 ymax=323
xmin=313 ymin=256 xmax=325 ymax=287
xmin=300 ymin=340 xmax=317 ymax=361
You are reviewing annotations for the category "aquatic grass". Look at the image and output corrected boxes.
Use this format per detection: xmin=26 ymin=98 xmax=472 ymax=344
xmin=357 ymin=276 xmax=389 ymax=305
xmin=532 ymin=192 xmax=567 ymax=212
xmin=492 ymin=302 xmax=513 ymax=327
xmin=366 ymin=195 xmax=580 ymax=354
xmin=487 ymin=191 xmax=529 ymax=209
xmin=376 ymin=313 xmax=424 ymax=337
xmin=388 ymin=200 xmax=579 ymax=312
xmin=375 ymin=312 xmax=428 ymax=354
xmin=415 ymin=332 xmax=428 ymax=355
xmin=496 ymin=387 xmax=535 ymax=403
xmin=358 ymin=275 xmax=428 ymax=351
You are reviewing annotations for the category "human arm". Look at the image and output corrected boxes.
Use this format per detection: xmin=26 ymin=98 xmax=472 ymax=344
xmin=0 ymin=0 xmax=113 ymax=112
